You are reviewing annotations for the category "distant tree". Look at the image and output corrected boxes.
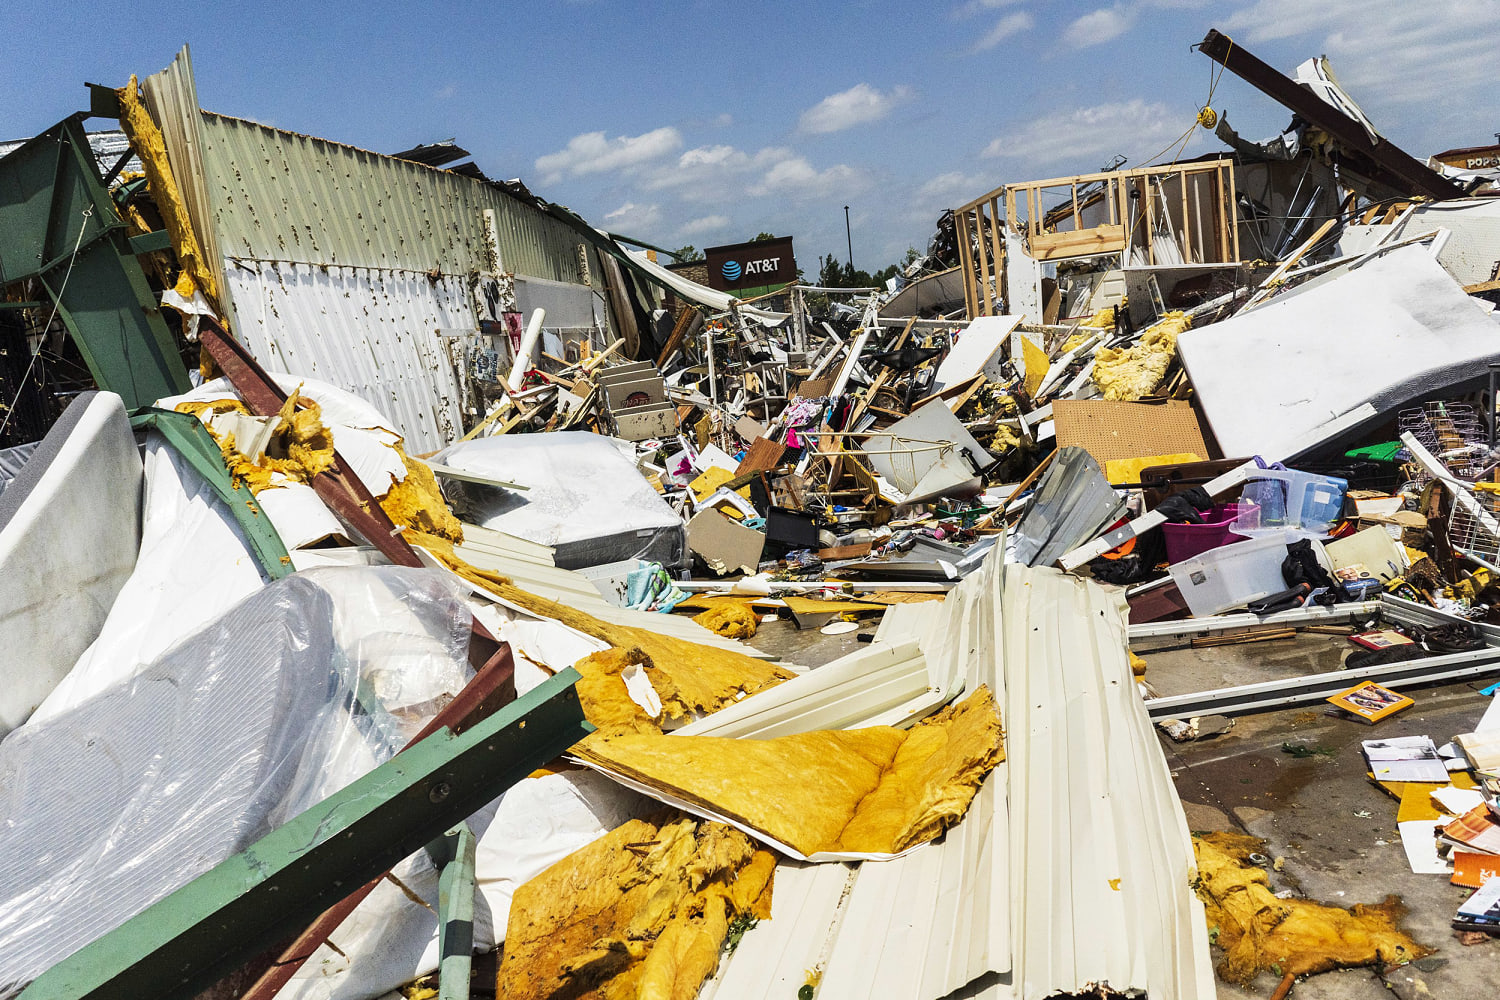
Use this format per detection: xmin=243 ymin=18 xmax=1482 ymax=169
xmin=752 ymin=231 xmax=778 ymax=242
xmin=670 ymin=244 xmax=705 ymax=262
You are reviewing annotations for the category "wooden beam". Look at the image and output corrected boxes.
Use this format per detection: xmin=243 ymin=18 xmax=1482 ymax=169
xmin=1029 ymin=225 xmax=1126 ymax=261
xmin=974 ymin=208 xmax=994 ymax=316
xmin=657 ymin=307 xmax=699 ymax=368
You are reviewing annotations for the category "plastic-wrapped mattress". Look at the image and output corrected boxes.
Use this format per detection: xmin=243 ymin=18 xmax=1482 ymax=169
xmin=0 ymin=566 xmax=474 ymax=998
xmin=438 ymin=432 xmax=686 ymax=571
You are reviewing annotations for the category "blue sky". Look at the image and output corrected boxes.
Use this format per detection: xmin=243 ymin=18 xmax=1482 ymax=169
xmin=4 ymin=0 xmax=1495 ymax=271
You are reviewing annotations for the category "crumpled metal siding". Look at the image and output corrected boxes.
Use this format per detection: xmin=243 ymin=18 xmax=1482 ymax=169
xmin=222 ymin=260 xmax=470 ymax=454
xmin=1002 ymin=565 xmax=1214 ymax=999
xmin=703 ymin=554 xmax=1215 ymax=1000
xmin=703 ymin=552 xmax=1011 ymax=1000
xmin=198 ymin=111 xmax=595 ymax=284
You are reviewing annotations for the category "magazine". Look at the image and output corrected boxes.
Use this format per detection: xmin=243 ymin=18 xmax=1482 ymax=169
xmin=1362 ymin=735 xmax=1449 ymax=782
xmin=1329 ymin=682 xmax=1414 ymax=724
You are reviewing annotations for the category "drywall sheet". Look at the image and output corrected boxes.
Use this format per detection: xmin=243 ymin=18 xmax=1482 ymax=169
xmin=932 ymin=314 xmax=1022 ymax=391
xmin=1178 ymin=245 xmax=1500 ymax=460
xmin=1052 ymin=399 xmax=1209 ymax=468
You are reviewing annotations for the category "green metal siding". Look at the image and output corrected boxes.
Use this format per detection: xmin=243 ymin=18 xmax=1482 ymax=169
xmin=198 ymin=113 xmax=595 ymax=284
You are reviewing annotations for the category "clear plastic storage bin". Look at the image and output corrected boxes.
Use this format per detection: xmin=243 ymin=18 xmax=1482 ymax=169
xmin=1168 ymin=533 xmax=1292 ymax=617
xmin=1231 ymin=469 xmax=1347 ymax=538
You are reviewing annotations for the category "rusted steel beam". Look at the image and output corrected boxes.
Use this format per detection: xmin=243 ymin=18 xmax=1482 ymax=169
xmin=1199 ymin=28 xmax=1463 ymax=202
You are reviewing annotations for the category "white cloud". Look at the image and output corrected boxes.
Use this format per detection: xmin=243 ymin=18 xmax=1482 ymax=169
xmin=1221 ymin=0 xmax=1493 ymax=116
xmin=602 ymin=202 xmax=662 ymax=232
xmin=435 ymin=84 xmax=456 ymax=100
xmin=953 ymin=0 xmax=1025 ymax=18
xmin=749 ymin=157 xmax=867 ymax=198
xmin=712 ymin=112 xmax=734 ymax=127
xmin=973 ymin=11 xmax=1035 ymax=51
xmin=798 ymin=83 xmax=913 ymax=134
xmin=917 ymin=171 xmax=991 ymax=204
xmin=534 ymin=127 xmax=682 ymax=183
xmin=644 ymin=144 xmax=787 ymax=195
xmin=1062 ymin=5 xmax=1135 ymax=48
xmin=983 ymin=99 xmax=1189 ymax=168
xmin=678 ymin=215 xmax=731 ymax=237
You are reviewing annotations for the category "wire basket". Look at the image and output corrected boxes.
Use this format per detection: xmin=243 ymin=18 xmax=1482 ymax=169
xmin=1399 ymin=402 xmax=1490 ymax=484
xmin=1447 ymin=485 xmax=1500 ymax=570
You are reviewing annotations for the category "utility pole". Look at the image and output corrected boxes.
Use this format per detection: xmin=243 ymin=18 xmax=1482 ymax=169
xmin=843 ymin=205 xmax=853 ymax=270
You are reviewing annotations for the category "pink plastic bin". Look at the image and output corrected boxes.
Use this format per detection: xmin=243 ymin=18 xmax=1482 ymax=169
xmin=1162 ymin=503 xmax=1254 ymax=564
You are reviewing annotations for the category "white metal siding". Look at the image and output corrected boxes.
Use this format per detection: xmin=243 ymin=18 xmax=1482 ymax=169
xmin=222 ymin=260 xmax=471 ymax=453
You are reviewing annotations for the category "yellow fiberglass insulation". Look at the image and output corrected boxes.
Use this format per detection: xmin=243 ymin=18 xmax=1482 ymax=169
xmin=117 ymin=76 xmax=219 ymax=305
xmin=1193 ymin=831 xmax=1429 ymax=985
xmin=498 ymin=811 xmax=775 ymax=1000
xmin=573 ymin=686 xmax=1003 ymax=856
xmin=406 ymin=529 xmax=795 ymax=724
xmin=573 ymin=647 xmax=662 ymax=736
xmin=176 ymin=391 xmax=335 ymax=493
xmin=1091 ymin=310 xmax=1190 ymax=401
xmin=691 ymin=602 xmax=758 ymax=640
xmin=378 ymin=444 xmax=465 ymax=543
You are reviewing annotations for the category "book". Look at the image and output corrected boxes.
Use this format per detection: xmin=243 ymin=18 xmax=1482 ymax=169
xmin=1330 ymin=682 xmax=1415 ymax=724
xmin=1349 ymin=629 xmax=1414 ymax=651
xmin=1363 ymin=735 xmax=1449 ymax=782
xmin=1455 ymin=730 xmax=1500 ymax=776
xmin=1452 ymin=851 xmax=1500 ymax=889
xmin=1458 ymin=871 xmax=1500 ymax=921
xmin=1444 ymin=804 xmax=1500 ymax=856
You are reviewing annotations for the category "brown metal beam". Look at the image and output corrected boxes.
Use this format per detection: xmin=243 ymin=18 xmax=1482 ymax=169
xmin=199 ymin=319 xmax=424 ymax=570
xmin=1199 ymin=29 xmax=1463 ymax=202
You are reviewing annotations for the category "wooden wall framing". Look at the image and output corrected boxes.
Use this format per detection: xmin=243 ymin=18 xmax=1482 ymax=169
xmin=954 ymin=159 xmax=1240 ymax=319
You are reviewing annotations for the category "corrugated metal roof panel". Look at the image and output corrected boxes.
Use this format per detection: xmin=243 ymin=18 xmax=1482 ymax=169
xmin=703 ymin=555 xmax=1214 ymax=1000
xmin=674 ymin=637 xmax=932 ymax=739
xmin=1002 ymin=565 xmax=1213 ymax=999
xmin=704 ymin=553 xmax=1009 ymax=1000
xmin=222 ymin=260 xmax=470 ymax=454
xmin=140 ymin=46 xmax=228 ymax=307
xmin=198 ymin=111 xmax=599 ymax=284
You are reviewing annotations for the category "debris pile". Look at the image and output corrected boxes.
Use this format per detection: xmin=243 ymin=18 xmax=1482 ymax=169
xmin=2 ymin=22 xmax=1500 ymax=1000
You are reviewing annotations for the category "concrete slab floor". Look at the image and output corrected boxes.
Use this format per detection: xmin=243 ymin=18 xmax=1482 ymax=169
xmin=732 ymin=613 xmax=880 ymax=667
xmin=1143 ymin=635 xmax=1500 ymax=999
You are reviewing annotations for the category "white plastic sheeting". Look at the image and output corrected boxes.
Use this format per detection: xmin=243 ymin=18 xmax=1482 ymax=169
xmin=1179 ymin=244 xmax=1500 ymax=460
xmin=30 ymin=433 xmax=269 ymax=722
xmin=0 ymin=392 xmax=142 ymax=736
xmin=222 ymin=260 xmax=474 ymax=454
xmin=160 ymin=373 xmax=410 ymax=501
xmin=0 ymin=567 xmax=475 ymax=999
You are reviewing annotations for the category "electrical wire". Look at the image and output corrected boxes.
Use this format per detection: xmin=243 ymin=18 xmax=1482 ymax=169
xmin=0 ymin=205 xmax=94 ymax=440
xmin=1142 ymin=41 xmax=1232 ymax=169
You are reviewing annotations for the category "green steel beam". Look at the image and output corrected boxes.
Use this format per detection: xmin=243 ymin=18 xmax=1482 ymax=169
xmin=0 ymin=115 xmax=190 ymax=408
xmin=127 ymin=230 xmax=172 ymax=255
xmin=432 ymin=823 xmax=478 ymax=1000
xmin=129 ymin=407 xmax=293 ymax=579
xmin=18 ymin=668 xmax=591 ymax=1000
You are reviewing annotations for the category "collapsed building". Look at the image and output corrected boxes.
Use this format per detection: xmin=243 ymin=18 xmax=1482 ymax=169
xmin=2 ymin=24 xmax=1500 ymax=1000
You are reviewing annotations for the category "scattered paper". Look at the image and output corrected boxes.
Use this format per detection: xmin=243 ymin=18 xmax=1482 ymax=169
xmin=1363 ymin=736 xmax=1448 ymax=783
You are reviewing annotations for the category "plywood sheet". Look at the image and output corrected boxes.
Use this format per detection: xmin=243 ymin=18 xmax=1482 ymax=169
xmin=1052 ymin=399 xmax=1210 ymax=467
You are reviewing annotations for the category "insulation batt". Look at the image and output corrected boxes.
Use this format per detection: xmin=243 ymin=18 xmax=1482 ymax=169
xmin=1193 ymin=831 xmax=1430 ymax=984
xmin=498 ymin=812 xmax=775 ymax=1000
xmin=573 ymin=686 xmax=1003 ymax=856
xmin=1091 ymin=310 xmax=1190 ymax=401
